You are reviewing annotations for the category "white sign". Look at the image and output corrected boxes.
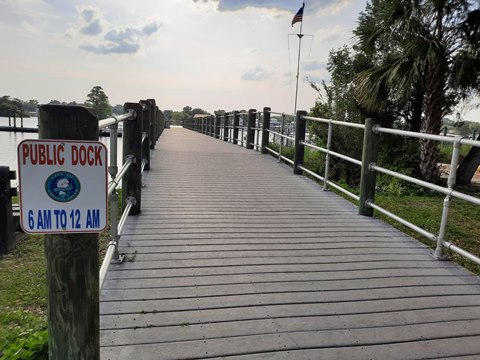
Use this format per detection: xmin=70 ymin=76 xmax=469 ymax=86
xmin=17 ymin=139 xmax=108 ymax=234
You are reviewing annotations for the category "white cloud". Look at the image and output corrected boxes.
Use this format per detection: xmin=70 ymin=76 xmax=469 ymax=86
xmin=69 ymin=7 xmax=163 ymax=55
xmin=241 ymin=66 xmax=273 ymax=81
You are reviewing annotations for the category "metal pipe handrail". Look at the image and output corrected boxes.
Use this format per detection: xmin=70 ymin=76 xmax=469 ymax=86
xmin=99 ymin=110 xmax=135 ymax=129
xmin=371 ymin=164 xmax=480 ymax=206
xmin=302 ymin=142 xmax=362 ymax=166
xmin=374 ymin=125 xmax=480 ymax=147
xmin=304 ymin=115 xmax=366 ymax=130
xmin=366 ymin=200 xmax=437 ymax=242
xmin=107 ymin=155 xmax=134 ymax=195
xmin=267 ymin=129 xmax=295 ymax=141
xmin=99 ymin=196 xmax=135 ymax=290
xmin=269 ymin=111 xmax=295 ymax=118
xmin=280 ymin=155 xmax=294 ymax=165
xmin=265 ymin=147 xmax=279 ymax=156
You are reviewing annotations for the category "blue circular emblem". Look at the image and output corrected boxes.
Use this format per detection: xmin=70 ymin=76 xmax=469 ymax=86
xmin=45 ymin=171 xmax=81 ymax=202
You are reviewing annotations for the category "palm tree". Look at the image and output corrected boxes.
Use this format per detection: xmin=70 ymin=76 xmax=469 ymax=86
xmin=354 ymin=0 xmax=479 ymax=183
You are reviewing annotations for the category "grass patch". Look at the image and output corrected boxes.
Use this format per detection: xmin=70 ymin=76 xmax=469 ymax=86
xmin=0 ymin=190 xmax=123 ymax=358
xmin=0 ymin=234 xmax=47 ymax=357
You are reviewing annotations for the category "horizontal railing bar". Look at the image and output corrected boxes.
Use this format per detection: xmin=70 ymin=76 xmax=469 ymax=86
xmin=374 ymin=126 xmax=480 ymax=147
xmin=280 ymin=155 xmax=294 ymax=165
xmin=141 ymin=159 xmax=147 ymax=174
xmin=367 ymin=200 xmax=437 ymax=242
xmin=99 ymin=243 xmax=115 ymax=290
xmin=118 ymin=198 xmax=134 ymax=235
xmin=99 ymin=110 xmax=135 ymax=129
xmin=268 ymin=129 xmax=295 ymax=141
xmin=141 ymin=132 xmax=147 ymax=145
xmin=302 ymin=142 xmax=362 ymax=166
xmin=298 ymin=165 xmax=325 ymax=182
xmin=304 ymin=116 xmax=365 ymax=130
xmin=265 ymin=147 xmax=279 ymax=156
xmin=326 ymin=181 xmax=360 ymax=201
xmin=269 ymin=111 xmax=295 ymax=117
xmin=444 ymin=241 xmax=480 ymax=265
xmin=107 ymin=156 xmax=134 ymax=195
xmin=372 ymin=164 xmax=480 ymax=206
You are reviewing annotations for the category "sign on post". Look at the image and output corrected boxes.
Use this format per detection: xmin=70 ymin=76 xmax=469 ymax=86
xmin=17 ymin=139 xmax=108 ymax=233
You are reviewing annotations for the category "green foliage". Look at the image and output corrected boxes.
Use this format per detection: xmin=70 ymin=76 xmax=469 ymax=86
xmin=0 ymin=235 xmax=47 ymax=356
xmin=85 ymin=86 xmax=112 ymax=119
xmin=1 ymin=330 xmax=48 ymax=360
xmin=0 ymin=96 xmax=32 ymax=118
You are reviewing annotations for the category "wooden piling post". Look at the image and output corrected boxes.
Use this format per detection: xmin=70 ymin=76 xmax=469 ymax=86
xmin=38 ymin=105 xmax=100 ymax=360
xmin=140 ymin=100 xmax=152 ymax=171
xmin=123 ymin=102 xmax=143 ymax=215
xmin=294 ymin=110 xmax=307 ymax=175
xmin=359 ymin=118 xmax=380 ymax=217
xmin=246 ymin=109 xmax=256 ymax=150
xmin=261 ymin=107 xmax=271 ymax=154
xmin=0 ymin=166 xmax=16 ymax=255
xmin=215 ymin=114 xmax=221 ymax=139
xmin=223 ymin=113 xmax=229 ymax=141
xmin=233 ymin=111 xmax=240 ymax=145
xmin=147 ymin=99 xmax=156 ymax=148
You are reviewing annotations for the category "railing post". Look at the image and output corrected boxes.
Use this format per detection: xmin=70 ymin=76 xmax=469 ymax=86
xmin=359 ymin=118 xmax=380 ymax=217
xmin=147 ymin=99 xmax=156 ymax=148
xmin=140 ymin=100 xmax=151 ymax=171
xmin=215 ymin=114 xmax=221 ymax=139
xmin=323 ymin=120 xmax=333 ymax=191
xmin=233 ymin=111 xmax=240 ymax=145
xmin=294 ymin=110 xmax=307 ymax=175
xmin=38 ymin=105 xmax=100 ymax=360
xmin=246 ymin=109 xmax=256 ymax=150
xmin=223 ymin=113 xmax=229 ymax=141
xmin=434 ymin=138 xmax=462 ymax=259
xmin=210 ymin=115 xmax=214 ymax=136
xmin=261 ymin=107 xmax=271 ymax=154
xmin=0 ymin=166 xmax=16 ymax=255
xmin=123 ymin=102 xmax=143 ymax=215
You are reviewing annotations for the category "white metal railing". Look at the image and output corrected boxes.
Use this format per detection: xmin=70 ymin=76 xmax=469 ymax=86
xmin=183 ymin=108 xmax=480 ymax=266
xmin=98 ymin=108 xmax=152 ymax=290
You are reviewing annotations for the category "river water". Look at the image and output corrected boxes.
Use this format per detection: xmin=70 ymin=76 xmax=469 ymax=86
xmin=0 ymin=117 xmax=122 ymax=187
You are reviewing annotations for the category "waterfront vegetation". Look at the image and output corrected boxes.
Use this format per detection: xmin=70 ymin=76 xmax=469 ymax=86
xmin=0 ymin=197 xmax=114 ymax=358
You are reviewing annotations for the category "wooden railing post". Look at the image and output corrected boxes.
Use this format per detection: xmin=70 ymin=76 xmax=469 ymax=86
xmin=215 ymin=114 xmax=221 ymax=139
xmin=209 ymin=115 xmax=214 ymax=136
xmin=233 ymin=111 xmax=240 ymax=145
xmin=246 ymin=109 xmax=256 ymax=150
xmin=294 ymin=110 xmax=307 ymax=175
xmin=0 ymin=166 xmax=16 ymax=255
xmin=261 ymin=107 xmax=271 ymax=154
xmin=359 ymin=118 xmax=380 ymax=217
xmin=147 ymin=99 xmax=156 ymax=148
xmin=140 ymin=100 xmax=152 ymax=171
xmin=223 ymin=113 xmax=229 ymax=141
xmin=123 ymin=102 xmax=143 ymax=215
xmin=38 ymin=105 xmax=100 ymax=360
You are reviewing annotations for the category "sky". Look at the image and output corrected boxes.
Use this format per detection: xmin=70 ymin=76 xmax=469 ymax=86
xmin=1 ymin=0 xmax=479 ymax=120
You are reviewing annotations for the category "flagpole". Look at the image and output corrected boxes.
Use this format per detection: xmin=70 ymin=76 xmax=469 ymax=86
xmin=293 ymin=4 xmax=304 ymax=114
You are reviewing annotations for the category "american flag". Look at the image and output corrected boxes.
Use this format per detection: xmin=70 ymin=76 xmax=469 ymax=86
xmin=291 ymin=3 xmax=305 ymax=27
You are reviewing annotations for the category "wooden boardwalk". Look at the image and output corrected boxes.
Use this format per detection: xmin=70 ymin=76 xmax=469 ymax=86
xmin=100 ymin=127 xmax=480 ymax=359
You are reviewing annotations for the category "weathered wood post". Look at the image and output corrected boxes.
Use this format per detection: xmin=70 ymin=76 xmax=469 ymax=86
xmin=294 ymin=110 xmax=307 ymax=175
xmin=215 ymin=114 xmax=221 ymax=139
xmin=0 ymin=166 xmax=16 ymax=254
xmin=123 ymin=102 xmax=143 ymax=215
xmin=209 ymin=115 xmax=213 ymax=136
xmin=38 ymin=105 xmax=100 ymax=360
xmin=359 ymin=118 xmax=380 ymax=216
xmin=147 ymin=99 xmax=156 ymax=149
xmin=140 ymin=100 xmax=152 ymax=171
xmin=261 ymin=107 xmax=271 ymax=154
xmin=233 ymin=111 xmax=240 ymax=145
xmin=246 ymin=109 xmax=256 ymax=150
xmin=223 ymin=113 xmax=229 ymax=141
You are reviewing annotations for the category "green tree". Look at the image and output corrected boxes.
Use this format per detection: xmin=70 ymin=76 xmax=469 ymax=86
xmin=354 ymin=0 xmax=480 ymax=183
xmin=85 ymin=86 xmax=112 ymax=119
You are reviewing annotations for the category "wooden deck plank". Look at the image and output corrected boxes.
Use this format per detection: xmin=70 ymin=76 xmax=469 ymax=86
xmin=100 ymin=127 xmax=480 ymax=359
